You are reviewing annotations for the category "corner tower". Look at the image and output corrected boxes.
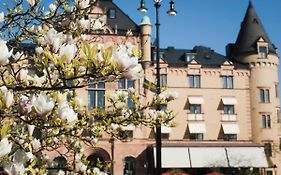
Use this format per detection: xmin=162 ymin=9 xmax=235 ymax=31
xmin=230 ymin=2 xmax=280 ymax=174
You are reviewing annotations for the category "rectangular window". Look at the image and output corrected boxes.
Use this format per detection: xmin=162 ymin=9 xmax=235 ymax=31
xmin=190 ymin=133 xmax=204 ymax=141
xmin=223 ymin=134 xmax=237 ymax=141
xmin=266 ymin=171 xmax=273 ymax=175
xmin=108 ymin=9 xmax=116 ymax=19
xmin=189 ymin=104 xmax=201 ymax=114
xmin=260 ymin=89 xmax=270 ymax=103
xmin=120 ymin=130 xmax=133 ymax=140
xmin=264 ymin=143 xmax=272 ymax=157
xmin=189 ymin=75 xmax=200 ymax=88
xmin=160 ymin=74 xmax=167 ymax=87
xmin=279 ymin=138 xmax=281 ymax=151
xmin=185 ymin=53 xmax=195 ymax=62
xmin=161 ymin=133 xmax=169 ymax=140
xmin=278 ymin=110 xmax=281 ymax=123
xmin=118 ymin=79 xmax=135 ymax=109
xmin=262 ymin=114 xmax=271 ymax=128
xmin=275 ymin=83 xmax=279 ymax=98
xmin=88 ymin=82 xmax=105 ymax=109
xmin=259 ymin=46 xmax=268 ymax=59
xmin=223 ymin=105 xmax=235 ymax=114
xmin=222 ymin=76 xmax=233 ymax=89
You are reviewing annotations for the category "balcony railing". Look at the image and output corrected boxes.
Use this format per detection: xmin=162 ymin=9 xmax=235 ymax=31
xmin=221 ymin=114 xmax=237 ymax=121
xmin=187 ymin=113 xmax=204 ymax=121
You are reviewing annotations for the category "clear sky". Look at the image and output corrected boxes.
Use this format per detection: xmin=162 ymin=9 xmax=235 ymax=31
xmin=113 ymin=0 xmax=281 ymax=55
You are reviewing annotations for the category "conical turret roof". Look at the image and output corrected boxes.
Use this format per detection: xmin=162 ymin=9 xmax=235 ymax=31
xmin=233 ymin=2 xmax=276 ymax=56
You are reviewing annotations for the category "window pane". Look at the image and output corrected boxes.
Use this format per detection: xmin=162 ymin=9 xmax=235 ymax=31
xmin=109 ymin=9 xmax=116 ymax=19
xmin=127 ymin=80 xmax=135 ymax=88
xmin=118 ymin=79 xmax=125 ymax=89
xmin=97 ymin=91 xmax=105 ymax=107
xmin=267 ymin=115 xmax=271 ymax=128
xmin=222 ymin=76 xmax=227 ymax=88
xmin=195 ymin=75 xmax=200 ymax=88
xmin=88 ymin=91 xmax=96 ymax=108
xmin=195 ymin=105 xmax=201 ymax=114
xmin=228 ymin=77 xmax=233 ymax=88
xmin=190 ymin=105 xmax=195 ymax=113
xmin=189 ymin=75 xmax=194 ymax=88
xmin=262 ymin=115 xmax=267 ymax=128
xmin=160 ymin=74 xmax=167 ymax=87
xmin=127 ymin=96 xmax=134 ymax=109
xmin=260 ymin=89 xmax=265 ymax=102
xmin=97 ymin=82 xmax=105 ymax=89
xmin=265 ymin=89 xmax=270 ymax=102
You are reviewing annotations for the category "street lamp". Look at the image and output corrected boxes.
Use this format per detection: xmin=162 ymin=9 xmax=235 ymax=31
xmin=138 ymin=1 xmax=177 ymax=175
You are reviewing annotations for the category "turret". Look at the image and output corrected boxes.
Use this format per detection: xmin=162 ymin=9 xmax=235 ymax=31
xmin=230 ymin=2 xmax=280 ymax=174
xmin=139 ymin=16 xmax=152 ymax=68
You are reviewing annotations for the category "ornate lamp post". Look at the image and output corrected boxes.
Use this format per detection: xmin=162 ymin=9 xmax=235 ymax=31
xmin=138 ymin=1 xmax=177 ymax=175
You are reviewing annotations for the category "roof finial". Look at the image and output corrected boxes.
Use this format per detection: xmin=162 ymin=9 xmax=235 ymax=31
xmin=249 ymin=0 xmax=252 ymax=7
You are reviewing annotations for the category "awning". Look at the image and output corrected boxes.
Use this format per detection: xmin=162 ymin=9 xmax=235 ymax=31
xmin=189 ymin=147 xmax=228 ymax=168
xmin=221 ymin=97 xmax=238 ymax=105
xmin=161 ymin=126 xmax=172 ymax=133
xmin=222 ymin=124 xmax=240 ymax=134
xmin=152 ymin=146 xmax=268 ymax=168
xmin=226 ymin=147 xmax=268 ymax=167
xmin=188 ymin=97 xmax=204 ymax=104
xmin=188 ymin=123 xmax=206 ymax=133
xmin=121 ymin=125 xmax=135 ymax=131
xmin=153 ymin=147 xmax=191 ymax=168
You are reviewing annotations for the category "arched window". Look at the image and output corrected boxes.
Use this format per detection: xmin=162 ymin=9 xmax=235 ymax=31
xmin=123 ymin=156 xmax=136 ymax=175
xmin=49 ymin=156 xmax=67 ymax=174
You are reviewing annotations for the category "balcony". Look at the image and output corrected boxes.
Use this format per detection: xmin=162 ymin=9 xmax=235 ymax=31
xmin=221 ymin=114 xmax=237 ymax=121
xmin=187 ymin=113 xmax=204 ymax=121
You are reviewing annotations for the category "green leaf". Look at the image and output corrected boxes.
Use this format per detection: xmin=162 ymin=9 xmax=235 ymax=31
xmin=1 ymin=120 xmax=10 ymax=139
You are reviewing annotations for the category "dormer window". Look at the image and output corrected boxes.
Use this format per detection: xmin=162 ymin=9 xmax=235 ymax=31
xmin=152 ymin=51 xmax=164 ymax=61
xmin=185 ymin=53 xmax=196 ymax=62
xmin=258 ymin=46 xmax=268 ymax=59
xmin=108 ymin=9 xmax=116 ymax=19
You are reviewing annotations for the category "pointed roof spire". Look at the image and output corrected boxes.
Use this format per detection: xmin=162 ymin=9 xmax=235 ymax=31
xmin=233 ymin=2 xmax=276 ymax=56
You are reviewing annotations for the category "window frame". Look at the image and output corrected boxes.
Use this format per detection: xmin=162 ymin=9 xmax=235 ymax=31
xmin=160 ymin=74 xmax=167 ymax=87
xmin=262 ymin=114 xmax=271 ymax=128
xmin=223 ymin=134 xmax=237 ymax=141
xmin=260 ymin=88 xmax=270 ymax=103
xmin=189 ymin=104 xmax=202 ymax=114
xmin=258 ymin=46 xmax=268 ymax=59
xmin=118 ymin=79 xmax=135 ymax=109
xmin=264 ymin=143 xmax=272 ymax=157
xmin=188 ymin=74 xmax=201 ymax=88
xmin=190 ymin=133 xmax=204 ymax=141
xmin=223 ymin=105 xmax=235 ymax=114
xmin=88 ymin=82 xmax=105 ymax=109
xmin=222 ymin=75 xmax=233 ymax=89
xmin=108 ymin=9 xmax=116 ymax=19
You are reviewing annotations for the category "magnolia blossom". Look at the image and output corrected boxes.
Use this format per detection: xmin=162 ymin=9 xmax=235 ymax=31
xmin=17 ymin=69 xmax=28 ymax=81
xmin=45 ymin=28 xmax=63 ymax=53
xmin=59 ymin=101 xmax=78 ymax=123
xmin=79 ymin=0 xmax=90 ymax=9
xmin=19 ymin=97 xmax=32 ymax=115
xmin=31 ymin=138 xmax=41 ymax=150
xmin=0 ymin=12 xmax=4 ymax=23
xmin=78 ymin=18 xmax=90 ymax=30
xmin=49 ymin=3 xmax=56 ymax=12
xmin=35 ymin=46 xmax=43 ymax=54
xmin=32 ymin=93 xmax=55 ymax=116
xmin=4 ymin=90 xmax=14 ymax=108
xmin=59 ymin=44 xmax=77 ymax=63
xmin=27 ymin=0 xmax=36 ymax=7
xmin=28 ymin=125 xmax=35 ymax=136
xmin=4 ymin=163 xmax=25 ymax=175
xmin=159 ymin=91 xmax=179 ymax=101
xmin=92 ymin=19 xmax=103 ymax=30
xmin=13 ymin=51 xmax=25 ymax=61
xmin=57 ymin=170 xmax=66 ymax=175
xmin=0 ymin=138 xmax=12 ymax=157
xmin=0 ymin=40 xmax=13 ymax=65
xmin=124 ymin=64 xmax=144 ymax=80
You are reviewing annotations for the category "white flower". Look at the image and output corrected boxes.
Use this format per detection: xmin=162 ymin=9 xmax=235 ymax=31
xmin=17 ymin=69 xmax=28 ymax=81
xmin=28 ymin=125 xmax=35 ymax=136
xmin=13 ymin=51 xmax=25 ymax=61
xmin=92 ymin=19 xmax=103 ymax=30
xmin=110 ymin=123 xmax=119 ymax=130
xmin=56 ymin=170 xmax=65 ymax=175
xmin=35 ymin=47 xmax=44 ymax=54
xmin=78 ymin=18 xmax=90 ymax=30
xmin=0 ymin=40 xmax=13 ymax=65
xmin=49 ymin=3 xmax=56 ymax=12
xmin=124 ymin=64 xmax=144 ymax=80
xmin=79 ymin=0 xmax=90 ymax=9
xmin=59 ymin=44 xmax=77 ymax=63
xmin=31 ymin=75 xmax=46 ymax=86
xmin=4 ymin=163 xmax=25 ymax=175
xmin=59 ymin=101 xmax=78 ymax=123
xmin=0 ymin=12 xmax=4 ymax=23
xmin=26 ymin=152 xmax=35 ymax=160
xmin=75 ymin=161 xmax=87 ymax=172
xmin=45 ymin=28 xmax=63 ymax=53
xmin=31 ymin=138 xmax=41 ymax=150
xmin=27 ymin=0 xmax=36 ymax=7
xmin=0 ymin=138 xmax=12 ymax=157
xmin=159 ymin=91 xmax=179 ymax=101
xmin=4 ymin=90 xmax=14 ymax=108
xmin=19 ymin=97 xmax=32 ymax=115
xmin=32 ymin=93 xmax=55 ymax=116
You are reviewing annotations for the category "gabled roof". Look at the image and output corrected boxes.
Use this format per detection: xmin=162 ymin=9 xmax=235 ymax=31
xmin=232 ymin=2 xmax=276 ymax=56
xmin=98 ymin=0 xmax=140 ymax=35
xmin=154 ymin=46 xmax=247 ymax=69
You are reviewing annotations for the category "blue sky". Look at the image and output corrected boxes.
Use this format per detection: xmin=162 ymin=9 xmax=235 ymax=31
xmin=114 ymin=0 xmax=281 ymax=55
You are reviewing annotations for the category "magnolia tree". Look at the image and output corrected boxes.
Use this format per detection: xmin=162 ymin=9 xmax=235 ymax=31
xmin=0 ymin=0 xmax=177 ymax=174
